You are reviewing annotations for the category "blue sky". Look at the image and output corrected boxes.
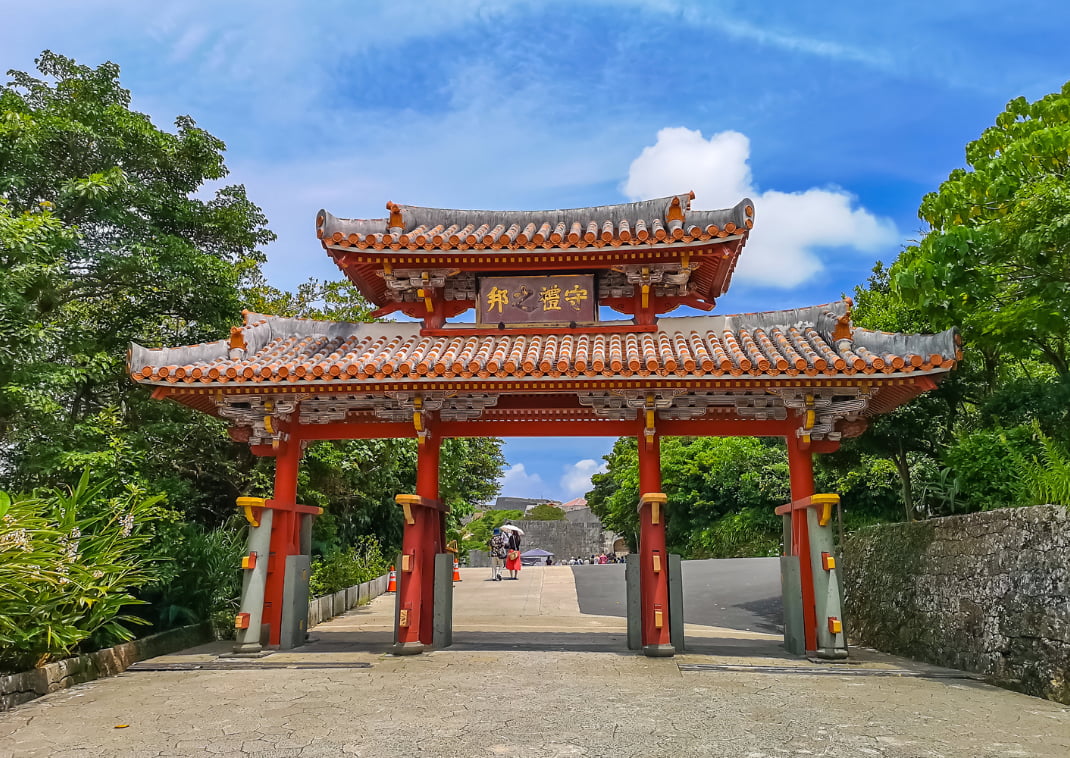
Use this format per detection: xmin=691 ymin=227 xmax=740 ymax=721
xmin=4 ymin=1 xmax=1068 ymax=501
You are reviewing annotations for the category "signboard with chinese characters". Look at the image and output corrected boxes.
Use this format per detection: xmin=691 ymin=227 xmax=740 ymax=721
xmin=478 ymin=274 xmax=597 ymax=325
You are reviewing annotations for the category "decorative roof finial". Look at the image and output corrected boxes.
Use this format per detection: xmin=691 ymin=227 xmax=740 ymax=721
xmin=386 ymin=201 xmax=404 ymax=230
xmin=832 ymin=296 xmax=854 ymax=342
xmin=667 ymin=196 xmax=685 ymax=223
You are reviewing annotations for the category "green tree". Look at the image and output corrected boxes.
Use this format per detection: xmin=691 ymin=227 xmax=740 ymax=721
xmin=847 ymin=262 xmax=975 ymax=519
xmin=458 ymin=509 xmax=523 ymax=555
xmin=0 ymin=52 xmax=272 ymax=513
xmin=892 ymin=82 xmax=1070 ymax=376
xmin=243 ymin=272 xmax=375 ymax=323
xmin=588 ymin=436 xmax=789 ymax=557
xmin=0 ymin=200 xmax=76 ymax=440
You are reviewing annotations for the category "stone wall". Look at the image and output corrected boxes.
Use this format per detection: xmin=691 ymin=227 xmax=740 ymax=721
xmin=468 ymin=519 xmax=618 ymax=567
xmin=843 ymin=505 xmax=1070 ymax=704
xmin=1 ymin=573 xmax=393 ymax=713
xmin=0 ymin=624 xmax=211 ymax=712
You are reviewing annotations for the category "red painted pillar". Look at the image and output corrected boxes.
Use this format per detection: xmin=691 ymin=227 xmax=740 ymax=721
xmin=637 ymin=433 xmax=673 ymax=655
xmin=416 ymin=434 xmax=441 ymax=646
xmin=264 ymin=440 xmax=301 ymax=646
xmin=396 ymin=432 xmax=443 ymax=652
xmin=786 ymin=434 xmax=818 ymax=653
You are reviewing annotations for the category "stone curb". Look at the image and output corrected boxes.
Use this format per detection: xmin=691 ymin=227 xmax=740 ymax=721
xmin=0 ymin=623 xmax=211 ymax=712
xmin=306 ymin=573 xmax=389 ymax=629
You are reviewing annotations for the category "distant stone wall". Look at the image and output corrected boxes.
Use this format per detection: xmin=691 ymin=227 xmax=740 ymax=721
xmin=468 ymin=519 xmax=620 ymax=567
xmin=843 ymin=505 xmax=1070 ymax=704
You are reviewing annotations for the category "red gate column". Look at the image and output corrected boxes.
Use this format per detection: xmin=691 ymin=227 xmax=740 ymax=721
xmin=263 ymin=440 xmax=301 ymax=647
xmin=416 ymin=433 xmax=442 ymax=646
xmin=394 ymin=432 xmax=443 ymax=654
xmin=786 ymin=434 xmax=818 ymax=653
xmin=637 ymin=433 xmax=674 ymax=657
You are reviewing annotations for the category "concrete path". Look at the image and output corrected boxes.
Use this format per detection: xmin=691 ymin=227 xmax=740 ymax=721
xmin=1 ymin=566 xmax=1067 ymax=757
xmin=571 ymin=558 xmax=783 ymax=633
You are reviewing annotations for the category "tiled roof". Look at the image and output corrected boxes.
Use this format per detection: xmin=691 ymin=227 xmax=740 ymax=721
xmin=317 ymin=193 xmax=753 ymax=252
xmin=129 ymin=301 xmax=958 ymax=387
xmin=559 ymin=498 xmax=589 ymax=510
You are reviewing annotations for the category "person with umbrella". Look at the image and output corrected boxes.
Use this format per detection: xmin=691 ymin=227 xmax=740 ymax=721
xmin=500 ymin=524 xmax=524 ymax=580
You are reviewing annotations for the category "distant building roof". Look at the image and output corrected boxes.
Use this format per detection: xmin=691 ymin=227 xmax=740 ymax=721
xmin=560 ymin=498 xmax=588 ymax=510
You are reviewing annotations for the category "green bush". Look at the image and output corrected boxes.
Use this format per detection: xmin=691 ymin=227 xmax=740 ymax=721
xmin=689 ymin=507 xmax=781 ymax=558
xmin=308 ymin=536 xmax=390 ymax=597
xmin=457 ymin=509 xmax=523 ymax=556
xmin=0 ymin=473 xmax=166 ymax=673
xmin=523 ymin=503 xmax=566 ymax=520
xmin=938 ymin=426 xmax=1034 ymax=511
xmin=140 ymin=520 xmax=245 ymax=638
xmin=1004 ymin=421 xmax=1070 ymax=507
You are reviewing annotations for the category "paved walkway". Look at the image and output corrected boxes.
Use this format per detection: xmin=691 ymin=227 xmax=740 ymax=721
xmin=1 ymin=567 xmax=1067 ymax=757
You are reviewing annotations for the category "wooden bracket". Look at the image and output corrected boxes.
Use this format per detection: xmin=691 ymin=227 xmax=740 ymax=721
xmin=643 ymin=393 xmax=657 ymax=450
xmin=638 ymin=492 xmax=667 ymax=525
xmin=395 ymin=493 xmax=450 ymax=521
xmin=774 ymin=493 xmax=839 ymax=521
xmin=235 ymin=496 xmax=264 ymax=527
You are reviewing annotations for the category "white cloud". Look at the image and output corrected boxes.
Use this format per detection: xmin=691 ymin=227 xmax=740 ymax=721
xmin=498 ymin=463 xmax=544 ymax=499
xmin=623 ymin=127 xmax=899 ymax=288
xmin=560 ymin=459 xmax=608 ymax=500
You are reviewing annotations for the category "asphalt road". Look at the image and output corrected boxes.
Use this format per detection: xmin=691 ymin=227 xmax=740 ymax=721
xmin=571 ymin=557 xmax=783 ymax=633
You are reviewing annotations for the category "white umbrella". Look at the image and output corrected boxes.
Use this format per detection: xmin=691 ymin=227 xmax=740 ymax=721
xmin=499 ymin=524 xmax=525 ymax=535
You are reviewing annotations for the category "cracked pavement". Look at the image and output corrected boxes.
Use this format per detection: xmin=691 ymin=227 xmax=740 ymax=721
xmin=0 ymin=566 xmax=1067 ymax=757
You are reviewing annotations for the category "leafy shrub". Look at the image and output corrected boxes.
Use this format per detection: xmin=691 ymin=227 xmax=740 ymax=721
xmin=0 ymin=473 xmax=166 ymax=673
xmin=937 ymin=427 xmax=1034 ymax=512
xmin=308 ymin=536 xmax=390 ymax=597
xmin=140 ymin=520 xmax=245 ymax=638
xmin=1004 ymin=421 xmax=1070 ymax=507
xmin=689 ymin=507 xmax=781 ymax=558
xmin=457 ymin=509 xmax=523 ymax=555
xmin=523 ymin=503 xmax=566 ymax=520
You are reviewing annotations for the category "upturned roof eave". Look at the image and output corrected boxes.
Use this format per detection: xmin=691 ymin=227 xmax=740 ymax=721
xmin=134 ymin=365 xmax=955 ymax=391
xmin=322 ymin=234 xmax=746 ymax=258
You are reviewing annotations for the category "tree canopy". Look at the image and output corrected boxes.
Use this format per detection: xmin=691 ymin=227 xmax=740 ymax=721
xmin=0 ymin=52 xmax=505 ymax=557
xmin=892 ymin=82 xmax=1070 ymax=375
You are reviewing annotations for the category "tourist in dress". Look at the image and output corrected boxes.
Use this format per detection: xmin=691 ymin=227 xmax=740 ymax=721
xmin=504 ymin=527 xmax=522 ymax=579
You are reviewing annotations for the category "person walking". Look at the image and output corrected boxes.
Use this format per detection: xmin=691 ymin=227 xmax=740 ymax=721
xmin=503 ymin=526 xmax=522 ymax=580
xmin=488 ymin=528 xmax=507 ymax=581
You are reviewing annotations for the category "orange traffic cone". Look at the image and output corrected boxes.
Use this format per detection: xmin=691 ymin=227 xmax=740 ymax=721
xmin=452 ymin=560 xmax=462 ymax=582
xmin=387 ymin=566 xmax=397 ymax=593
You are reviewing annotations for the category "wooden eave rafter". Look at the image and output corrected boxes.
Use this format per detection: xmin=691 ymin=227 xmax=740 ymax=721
xmin=150 ymin=372 xmax=939 ymax=420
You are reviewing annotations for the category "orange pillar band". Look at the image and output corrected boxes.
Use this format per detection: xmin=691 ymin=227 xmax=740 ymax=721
xmin=638 ymin=433 xmax=671 ymax=650
xmin=787 ymin=434 xmax=818 ymax=653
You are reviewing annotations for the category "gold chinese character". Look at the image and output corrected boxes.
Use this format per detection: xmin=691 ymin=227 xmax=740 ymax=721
xmin=487 ymin=286 xmax=509 ymax=314
xmin=540 ymin=284 xmax=562 ymax=311
xmin=563 ymin=284 xmax=588 ymax=311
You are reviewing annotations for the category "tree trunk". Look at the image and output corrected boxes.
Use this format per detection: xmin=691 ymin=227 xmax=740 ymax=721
xmin=894 ymin=440 xmax=914 ymax=522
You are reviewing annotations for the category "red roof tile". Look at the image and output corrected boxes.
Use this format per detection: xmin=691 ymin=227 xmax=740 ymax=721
xmin=129 ymin=301 xmax=958 ymax=388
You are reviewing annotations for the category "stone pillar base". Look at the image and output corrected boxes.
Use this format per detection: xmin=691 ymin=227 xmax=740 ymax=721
xmin=812 ymin=648 xmax=849 ymax=660
xmin=392 ymin=641 xmax=425 ymax=656
xmin=642 ymin=643 xmax=675 ymax=658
